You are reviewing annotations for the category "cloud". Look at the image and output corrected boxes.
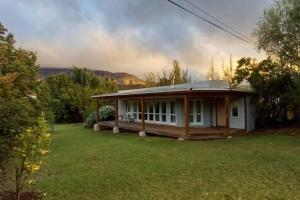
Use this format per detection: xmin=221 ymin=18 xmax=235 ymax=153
xmin=0 ymin=0 xmax=273 ymax=79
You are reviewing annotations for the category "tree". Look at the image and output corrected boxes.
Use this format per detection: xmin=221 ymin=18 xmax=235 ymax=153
xmin=144 ymin=72 xmax=156 ymax=87
xmin=39 ymin=67 xmax=119 ymax=123
xmin=207 ymin=56 xmax=220 ymax=80
xmin=170 ymin=60 xmax=182 ymax=85
xmin=233 ymin=57 xmax=299 ymax=126
xmin=255 ymin=0 xmax=300 ymax=67
xmin=13 ymin=114 xmax=51 ymax=200
xmin=0 ymin=22 xmax=40 ymax=166
xmin=222 ymin=55 xmax=235 ymax=88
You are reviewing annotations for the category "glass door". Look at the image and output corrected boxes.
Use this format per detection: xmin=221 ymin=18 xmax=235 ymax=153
xmin=189 ymin=100 xmax=203 ymax=125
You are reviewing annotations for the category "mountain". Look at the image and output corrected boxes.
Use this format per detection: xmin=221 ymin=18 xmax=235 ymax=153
xmin=39 ymin=67 xmax=145 ymax=86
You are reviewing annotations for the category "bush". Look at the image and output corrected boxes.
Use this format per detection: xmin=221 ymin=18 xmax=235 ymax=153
xmin=85 ymin=105 xmax=115 ymax=128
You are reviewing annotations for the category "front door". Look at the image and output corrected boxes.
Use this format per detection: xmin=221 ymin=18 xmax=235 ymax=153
xmin=216 ymin=99 xmax=225 ymax=127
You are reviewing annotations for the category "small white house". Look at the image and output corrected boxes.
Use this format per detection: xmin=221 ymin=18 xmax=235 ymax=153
xmin=92 ymin=80 xmax=255 ymax=139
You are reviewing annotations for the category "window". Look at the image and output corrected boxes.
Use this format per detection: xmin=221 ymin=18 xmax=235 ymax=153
xmin=145 ymin=102 xmax=148 ymax=121
xmin=170 ymin=102 xmax=176 ymax=123
xmin=231 ymin=101 xmax=239 ymax=117
xmin=138 ymin=102 xmax=141 ymax=120
xmin=189 ymin=100 xmax=202 ymax=125
xmin=126 ymin=102 xmax=132 ymax=118
xmin=149 ymin=103 xmax=154 ymax=121
xmin=133 ymin=102 xmax=138 ymax=120
xmin=155 ymin=102 xmax=160 ymax=122
xmin=161 ymin=102 xmax=167 ymax=122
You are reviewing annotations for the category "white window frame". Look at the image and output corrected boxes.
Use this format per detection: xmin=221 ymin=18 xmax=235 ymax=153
xmin=189 ymin=99 xmax=203 ymax=126
xmin=129 ymin=100 xmax=177 ymax=126
xmin=169 ymin=101 xmax=177 ymax=125
xmin=231 ymin=101 xmax=239 ymax=118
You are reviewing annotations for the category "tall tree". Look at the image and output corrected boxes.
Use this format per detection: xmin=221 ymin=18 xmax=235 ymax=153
xmin=207 ymin=56 xmax=219 ymax=80
xmin=255 ymin=0 xmax=300 ymax=67
xmin=222 ymin=55 xmax=235 ymax=88
xmin=170 ymin=60 xmax=182 ymax=85
xmin=0 ymin=22 xmax=40 ymax=165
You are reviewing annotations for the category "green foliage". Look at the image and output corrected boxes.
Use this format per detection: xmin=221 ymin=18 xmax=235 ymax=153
xmin=39 ymin=67 xmax=119 ymax=123
xmin=255 ymin=0 xmax=300 ymax=67
xmin=99 ymin=105 xmax=115 ymax=121
xmin=12 ymin=114 xmax=51 ymax=200
xmin=85 ymin=111 xmax=97 ymax=128
xmin=0 ymin=22 xmax=41 ymax=165
xmin=85 ymin=105 xmax=115 ymax=128
xmin=233 ymin=57 xmax=300 ymax=126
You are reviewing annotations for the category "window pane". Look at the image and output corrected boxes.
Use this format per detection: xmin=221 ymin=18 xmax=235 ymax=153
xmin=189 ymin=101 xmax=193 ymax=114
xmin=196 ymin=101 xmax=201 ymax=113
xmin=138 ymin=113 xmax=142 ymax=120
xmin=145 ymin=114 xmax=148 ymax=120
xmin=149 ymin=104 xmax=153 ymax=113
xmin=138 ymin=102 xmax=141 ymax=112
xmin=171 ymin=102 xmax=175 ymax=114
xmin=232 ymin=106 xmax=238 ymax=117
xmin=197 ymin=115 xmax=201 ymax=122
xmin=189 ymin=115 xmax=193 ymax=122
xmin=127 ymin=102 xmax=130 ymax=112
xmin=171 ymin=115 xmax=176 ymax=123
xmin=155 ymin=114 xmax=159 ymax=121
xmin=161 ymin=102 xmax=166 ymax=113
xmin=162 ymin=115 xmax=166 ymax=122
xmin=134 ymin=102 xmax=137 ymax=112
xmin=149 ymin=114 xmax=153 ymax=121
xmin=155 ymin=102 xmax=159 ymax=113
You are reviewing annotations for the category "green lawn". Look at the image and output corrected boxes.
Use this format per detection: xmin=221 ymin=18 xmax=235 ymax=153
xmin=35 ymin=124 xmax=300 ymax=200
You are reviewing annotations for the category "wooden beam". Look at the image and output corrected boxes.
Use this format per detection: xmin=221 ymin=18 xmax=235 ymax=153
xmin=225 ymin=95 xmax=230 ymax=136
xmin=96 ymin=98 xmax=100 ymax=123
xmin=244 ymin=96 xmax=248 ymax=131
xmin=141 ymin=96 xmax=145 ymax=131
xmin=115 ymin=97 xmax=119 ymax=127
xmin=184 ymin=93 xmax=190 ymax=138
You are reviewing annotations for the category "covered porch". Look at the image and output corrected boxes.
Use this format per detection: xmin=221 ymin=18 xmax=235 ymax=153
xmin=99 ymin=120 xmax=242 ymax=139
xmin=92 ymin=81 xmax=254 ymax=140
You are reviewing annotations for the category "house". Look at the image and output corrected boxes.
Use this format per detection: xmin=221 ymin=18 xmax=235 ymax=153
xmin=92 ymin=80 xmax=256 ymax=139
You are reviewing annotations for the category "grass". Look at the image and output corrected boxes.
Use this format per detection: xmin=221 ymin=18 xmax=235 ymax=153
xmin=34 ymin=124 xmax=300 ymax=200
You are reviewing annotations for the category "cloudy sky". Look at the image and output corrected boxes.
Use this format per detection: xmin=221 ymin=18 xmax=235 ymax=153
xmin=0 ymin=0 xmax=273 ymax=79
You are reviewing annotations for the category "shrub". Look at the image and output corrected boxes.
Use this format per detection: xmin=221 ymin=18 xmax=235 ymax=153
xmin=85 ymin=105 xmax=115 ymax=128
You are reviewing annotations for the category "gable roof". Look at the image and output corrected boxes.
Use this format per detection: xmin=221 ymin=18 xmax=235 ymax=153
xmin=92 ymin=80 xmax=255 ymax=98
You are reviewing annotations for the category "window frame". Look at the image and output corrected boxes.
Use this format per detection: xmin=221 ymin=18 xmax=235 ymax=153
xmin=189 ymin=99 xmax=203 ymax=126
xmin=231 ymin=101 xmax=239 ymax=118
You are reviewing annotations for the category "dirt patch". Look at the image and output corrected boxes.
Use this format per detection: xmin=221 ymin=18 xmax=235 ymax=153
xmin=1 ymin=191 xmax=41 ymax=200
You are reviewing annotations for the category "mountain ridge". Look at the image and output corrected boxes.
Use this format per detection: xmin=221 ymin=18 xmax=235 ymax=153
xmin=39 ymin=67 xmax=145 ymax=86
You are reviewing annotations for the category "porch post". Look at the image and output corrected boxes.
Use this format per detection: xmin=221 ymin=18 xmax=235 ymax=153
xmin=225 ymin=95 xmax=230 ymax=136
xmin=113 ymin=97 xmax=119 ymax=133
xmin=244 ymin=96 xmax=248 ymax=132
xmin=184 ymin=93 xmax=190 ymax=139
xmin=139 ymin=96 xmax=146 ymax=136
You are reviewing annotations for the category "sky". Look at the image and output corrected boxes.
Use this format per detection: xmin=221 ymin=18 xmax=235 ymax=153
xmin=0 ymin=0 xmax=273 ymax=80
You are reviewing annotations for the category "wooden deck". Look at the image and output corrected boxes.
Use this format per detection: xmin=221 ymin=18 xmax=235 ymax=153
xmin=99 ymin=121 xmax=243 ymax=140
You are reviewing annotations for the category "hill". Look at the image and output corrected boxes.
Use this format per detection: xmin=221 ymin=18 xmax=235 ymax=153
xmin=39 ymin=67 xmax=145 ymax=86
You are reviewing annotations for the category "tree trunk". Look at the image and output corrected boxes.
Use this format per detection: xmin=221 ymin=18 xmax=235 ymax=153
xmin=15 ymin=169 xmax=20 ymax=200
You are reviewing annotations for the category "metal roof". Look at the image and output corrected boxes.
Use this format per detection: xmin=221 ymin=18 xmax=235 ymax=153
xmin=92 ymin=80 xmax=255 ymax=98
